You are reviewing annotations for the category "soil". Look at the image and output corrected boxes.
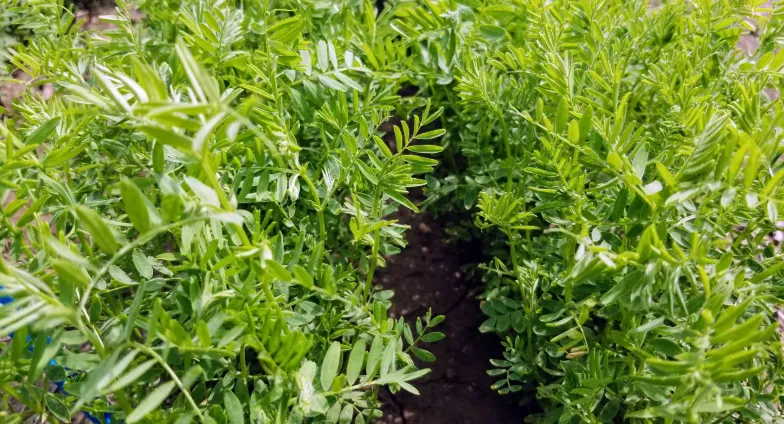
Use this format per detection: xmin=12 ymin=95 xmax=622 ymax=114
xmin=374 ymin=207 xmax=528 ymax=424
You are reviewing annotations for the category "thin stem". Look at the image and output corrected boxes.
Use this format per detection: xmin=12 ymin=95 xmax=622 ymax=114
xmin=250 ymin=260 xmax=291 ymax=335
xmin=200 ymin=155 xmax=252 ymax=246
xmin=134 ymin=343 xmax=205 ymax=422
xmin=240 ymin=345 xmax=249 ymax=379
xmin=496 ymin=107 xmax=514 ymax=192
xmin=507 ymin=230 xmax=519 ymax=274
xmin=363 ymin=192 xmax=382 ymax=302
xmin=299 ymin=170 xmax=327 ymax=265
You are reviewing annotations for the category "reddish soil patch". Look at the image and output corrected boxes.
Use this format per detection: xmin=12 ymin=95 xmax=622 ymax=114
xmin=375 ymin=207 xmax=527 ymax=424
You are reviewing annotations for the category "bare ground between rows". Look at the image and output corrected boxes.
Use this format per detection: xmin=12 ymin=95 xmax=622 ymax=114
xmin=373 ymin=208 xmax=528 ymax=424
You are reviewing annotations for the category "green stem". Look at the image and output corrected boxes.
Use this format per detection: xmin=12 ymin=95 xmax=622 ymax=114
xmin=497 ymin=108 xmax=514 ymax=192
xmin=114 ymin=388 xmax=134 ymax=415
xmin=507 ymin=230 xmax=519 ymax=273
xmin=134 ymin=343 xmax=205 ymax=423
xmin=564 ymin=236 xmax=576 ymax=303
xmin=76 ymin=317 xmax=106 ymax=357
xmin=0 ymin=383 xmax=37 ymax=413
xmin=200 ymin=155 xmax=251 ymax=247
xmin=240 ymin=345 xmax=249 ymax=379
xmin=299 ymin=170 xmax=327 ymax=265
xmin=251 ymin=260 xmax=291 ymax=335
xmin=363 ymin=192 xmax=382 ymax=302
xmin=322 ymin=378 xmax=385 ymax=397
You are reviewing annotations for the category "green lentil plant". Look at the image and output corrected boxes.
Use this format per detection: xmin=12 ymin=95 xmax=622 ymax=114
xmin=0 ymin=0 xmax=64 ymax=60
xmin=393 ymin=0 xmax=784 ymax=422
xmin=0 ymin=0 xmax=446 ymax=422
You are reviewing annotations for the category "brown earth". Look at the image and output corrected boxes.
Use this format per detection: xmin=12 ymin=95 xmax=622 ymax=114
xmin=374 ymin=207 xmax=528 ymax=424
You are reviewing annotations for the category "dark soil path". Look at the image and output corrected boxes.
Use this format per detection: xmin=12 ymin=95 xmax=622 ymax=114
xmin=375 ymin=208 xmax=527 ymax=424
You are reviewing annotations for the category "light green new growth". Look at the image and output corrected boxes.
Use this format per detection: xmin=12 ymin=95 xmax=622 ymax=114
xmin=3 ymin=0 xmax=784 ymax=423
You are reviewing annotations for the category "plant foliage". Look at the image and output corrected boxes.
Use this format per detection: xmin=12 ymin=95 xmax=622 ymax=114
xmin=5 ymin=0 xmax=784 ymax=423
xmin=0 ymin=0 xmax=445 ymax=423
xmin=390 ymin=0 xmax=784 ymax=422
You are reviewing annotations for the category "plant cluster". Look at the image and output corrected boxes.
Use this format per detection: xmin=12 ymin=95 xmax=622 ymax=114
xmin=4 ymin=0 xmax=784 ymax=423
xmin=0 ymin=0 xmax=446 ymax=423
xmin=0 ymin=1 xmax=61 ymax=63
xmin=391 ymin=0 xmax=784 ymax=422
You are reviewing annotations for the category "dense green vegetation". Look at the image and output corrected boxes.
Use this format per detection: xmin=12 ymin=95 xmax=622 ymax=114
xmin=394 ymin=1 xmax=784 ymax=422
xmin=0 ymin=1 xmax=444 ymax=423
xmin=2 ymin=0 xmax=784 ymax=423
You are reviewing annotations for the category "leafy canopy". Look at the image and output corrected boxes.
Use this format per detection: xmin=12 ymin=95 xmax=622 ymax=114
xmin=393 ymin=0 xmax=784 ymax=422
xmin=4 ymin=0 xmax=784 ymax=423
xmin=0 ymin=0 xmax=445 ymax=423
